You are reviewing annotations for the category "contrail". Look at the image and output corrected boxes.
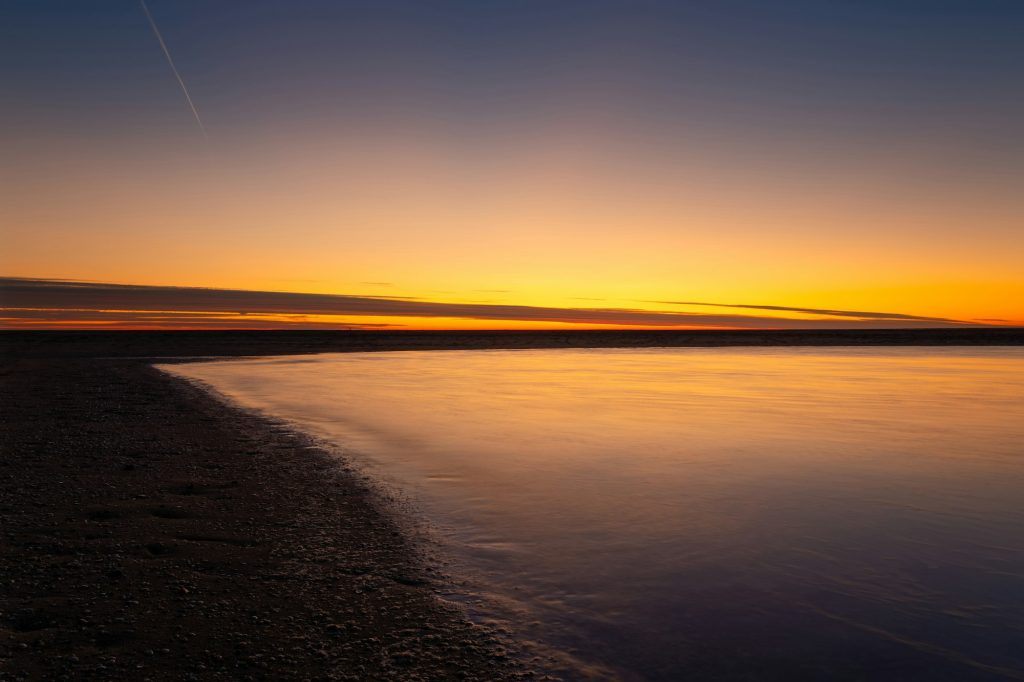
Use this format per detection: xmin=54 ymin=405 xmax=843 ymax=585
xmin=140 ymin=0 xmax=207 ymax=138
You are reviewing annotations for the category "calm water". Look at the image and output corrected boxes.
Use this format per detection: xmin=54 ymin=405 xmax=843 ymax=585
xmin=162 ymin=348 xmax=1024 ymax=681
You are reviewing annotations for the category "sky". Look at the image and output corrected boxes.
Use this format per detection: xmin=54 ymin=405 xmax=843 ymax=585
xmin=2 ymin=0 xmax=1022 ymax=329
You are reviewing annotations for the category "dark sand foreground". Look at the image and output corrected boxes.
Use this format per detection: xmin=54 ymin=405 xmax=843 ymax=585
xmin=3 ymin=329 xmax=1023 ymax=680
xmin=0 ymin=356 xmax=536 ymax=680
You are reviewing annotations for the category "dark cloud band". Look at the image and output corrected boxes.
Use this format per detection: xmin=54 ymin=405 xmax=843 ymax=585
xmin=0 ymin=278 xmax=976 ymax=329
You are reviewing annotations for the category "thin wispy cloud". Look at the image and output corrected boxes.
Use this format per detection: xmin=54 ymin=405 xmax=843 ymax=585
xmin=0 ymin=278 xmax=982 ymax=330
xmin=140 ymin=0 xmax=207 ymax=139
xmin=650 ymin=301 xmax=960 ymax=323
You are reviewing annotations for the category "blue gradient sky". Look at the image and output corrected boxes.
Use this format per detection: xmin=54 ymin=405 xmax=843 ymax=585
xmin=2 ymin=1 xmax=1022 ymax=328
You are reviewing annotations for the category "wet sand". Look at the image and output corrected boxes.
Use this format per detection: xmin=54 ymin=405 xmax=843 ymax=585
xmin=2 ymin=329 xmax=1022 ymax=680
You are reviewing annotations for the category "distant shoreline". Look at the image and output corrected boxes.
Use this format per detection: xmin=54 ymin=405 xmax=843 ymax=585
xmin=3 ymin=327 xmax=1022 ymax=360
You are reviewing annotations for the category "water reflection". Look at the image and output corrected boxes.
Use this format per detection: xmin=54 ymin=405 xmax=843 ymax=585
xmin=163 ymin=348 xmax=1024 ymax=680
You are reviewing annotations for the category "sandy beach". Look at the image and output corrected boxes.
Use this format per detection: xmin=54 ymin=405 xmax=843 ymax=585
xmin=3 ymin=329 xmax=1023 ymax=680
xmin=1 ymin=351 xmax=536 ymax=680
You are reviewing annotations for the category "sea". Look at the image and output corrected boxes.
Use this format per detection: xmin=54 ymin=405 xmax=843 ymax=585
xmin=161 ymin=347 xmax=1024 ymax=681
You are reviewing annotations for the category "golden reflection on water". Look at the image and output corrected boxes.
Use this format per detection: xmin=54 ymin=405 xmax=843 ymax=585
xmin=164 ymin=347 xmax=1024 ymax=681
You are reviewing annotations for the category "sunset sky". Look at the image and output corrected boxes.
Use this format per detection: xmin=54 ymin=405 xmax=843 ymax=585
xmin=2 ymin=1 xmax=1022 ymax=329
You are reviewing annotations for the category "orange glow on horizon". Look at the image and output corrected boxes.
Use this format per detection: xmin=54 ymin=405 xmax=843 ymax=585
xmin=2 ymin=276 xmax=1022 ymax=331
